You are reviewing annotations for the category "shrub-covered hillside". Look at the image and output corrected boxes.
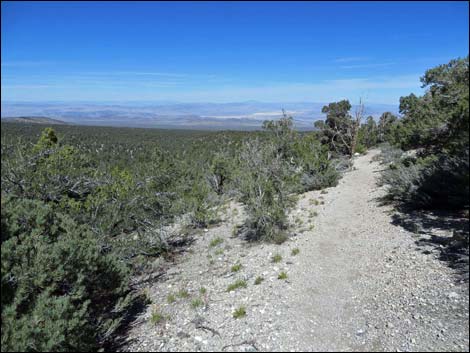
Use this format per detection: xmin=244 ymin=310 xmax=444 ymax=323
xmin=1 ymin=117 xmax=340 ymax=350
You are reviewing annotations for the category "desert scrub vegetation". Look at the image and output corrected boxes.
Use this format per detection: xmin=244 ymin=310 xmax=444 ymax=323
xmin=231 ymin=263 xmax=242 ymax=272
xmin=0 ymin=197 xmax=132 ymax=351
xmin=254 ymin=276 xmax=264 ymax=285
xmin=191 ymin=298 xmax=204 ymax=309
xmin=233 ymin=306 xmax=247 ymax=319
xmin=149 ymin=305 xmax=166 ymax=325
xmin=278 ymin=271 xmax=288 ymax=280
xmin=377 ymin=57 xmax=469 ymax=210
xmin=167 ymin=294 xmax=176 ymax=304
xmin=209 ymin=236 xmax=224 ymax=247
xmin=227 ymin=279 xmax=248 ymax=292
xmin=0 ymin=94 xmax=379 ymax=349
xmin=271 ymin=253 xmax=283 ymax=263
xmin=235 ymin=138 xmax=296 ymax=243
xmin=291 ymin=248 xmax=300 ymax=256
xmin=176 ymin=289 xmax=190 ymax=299
xmin=214 ymin=248 xmax=224 ymax=255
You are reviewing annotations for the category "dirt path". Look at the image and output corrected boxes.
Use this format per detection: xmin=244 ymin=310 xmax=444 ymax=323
xmin=122 ymin=150 xmax=469 ymax=352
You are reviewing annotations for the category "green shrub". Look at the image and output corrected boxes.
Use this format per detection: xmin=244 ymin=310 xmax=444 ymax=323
xmin=149 ymin=305 xmax=166 ymax=325
xmin=254 ymin=276 xmax=264 ymax=285
xmin=379 ymin=57 xmax=469 ymax=210
xmin=292 ymin=134 xmax=340 ymax=192
xmin=232 ymin=306 xmax=246 ymax=319
xmin=271 ymin=253 xmax=282 ymax=263
xmin=1 ymin=197 xmax=131 ymax=351
xmin=236 ymin=139 xmax=296 ymax=243
xmin=278 ymin=271 xmax=288 ymax=280
xmin=176 ymin=289 xmax=190 ymax=299
xmin=380 ymin=151 xmax=469 ymax=209
xmin=191 ymin=298 xmax=204 ymax=309
xmin=231 ymin=263 xmax=242 ymax=272
xmin=167 ymin=294 xmax=176 ymax=304
xmin=209 ymin=237 xmax=224 ymax=247
xmin=226 ymin=279 xmax=247 ymax=292
xmin=355 ymin=144 xmax=367 ymax=155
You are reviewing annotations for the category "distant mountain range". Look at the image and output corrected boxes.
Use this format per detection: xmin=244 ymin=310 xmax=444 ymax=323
xmin=1 ymin=101 xmax=399 ymax=130
xmin=1 ymin=116 xmax=69 ymax=125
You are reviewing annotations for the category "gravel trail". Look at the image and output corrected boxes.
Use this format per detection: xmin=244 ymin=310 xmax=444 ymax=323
xmin=122 ymin=150 xmax=469 ymax=352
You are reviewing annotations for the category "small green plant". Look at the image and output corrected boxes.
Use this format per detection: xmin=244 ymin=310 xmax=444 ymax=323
xmin=214 ymin=248 xmax=224 ymax=255
xmin=308 ymin=224 xmax=315 ymax=231
xmin=271 ymin=253 xmax=282 ymax=263
xmin=278 ymin=271 xmax=288 ymax=280
xmin=254 ymin=276 xmax=264 ymax=285
xmin=150 ymin=305 xmax=165 ymax=325
xmin=231 ymin=263 xmax=242 ymax=272
xmin=199 ymin=287 xmax=207 ymax=295
xmin=309 ymin=199 xmax=320 ymax=206
xmin=291 ymin=248 xmax=300 ymax=256
xmin=209 ymin=237 xmax=224 ymax=247
xmin=167 ymin=293 xmax=176 ymax=304
xmin=233 ymin=306 xmax=246 ymax=319
xmin=227 ymin=279 xmax=247 ymax=292
xmin=191 ymin=298 xmax=204 ymax=309
xmin=177 ymin=289 xmax=190 ymax=299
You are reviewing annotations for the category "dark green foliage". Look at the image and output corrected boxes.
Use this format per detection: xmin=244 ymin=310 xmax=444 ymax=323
xmin=358 ymin=116 xmax=378 ymax=148
xmin=317 ymin=100 xmax=354 ymax=155
xmin=380 ymin=149 xmax=469 ymax=209
xmin=236 ymin=138 xmax=295 ymax=243
xmin=292 ymin=134 xmax=340 ymax=192
xmin=316 ymin=99 xmax=364 ymax=157
xmin=377 ymin=112 xmax=399 ymax=144
xmin=0 ymin=117 xmax=351 ymax=349
xmin=1 ymin=197 xmax=131 ymax=351
xmin=262 ymin=111 xmax=297 ymax=158
xmin=379 ymin=57 xmax=469 ymax=210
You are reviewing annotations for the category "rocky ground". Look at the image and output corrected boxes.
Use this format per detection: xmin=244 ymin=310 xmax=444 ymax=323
xmin=120 ymin=150 xmax=469 ymax=352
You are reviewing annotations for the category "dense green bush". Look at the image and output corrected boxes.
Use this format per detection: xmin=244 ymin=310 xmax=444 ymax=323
xmin=236 ymin=139 xmax=296 ymax=243
xmin=1 ymin=197 xmax=131 ymax=351
xmin=379 ymin=146 xmax=469 ymax=210
xmin=358 ymin=116 xmax=378 ymax=148
xmin=378 ymin=56 xmax=469 ymax=210
xmin=291 ymin=134 xmax=339 ymax=192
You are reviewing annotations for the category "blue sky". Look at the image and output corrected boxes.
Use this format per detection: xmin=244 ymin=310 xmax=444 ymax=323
xmin=1 ymin=1 xmax=468 ymax=104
